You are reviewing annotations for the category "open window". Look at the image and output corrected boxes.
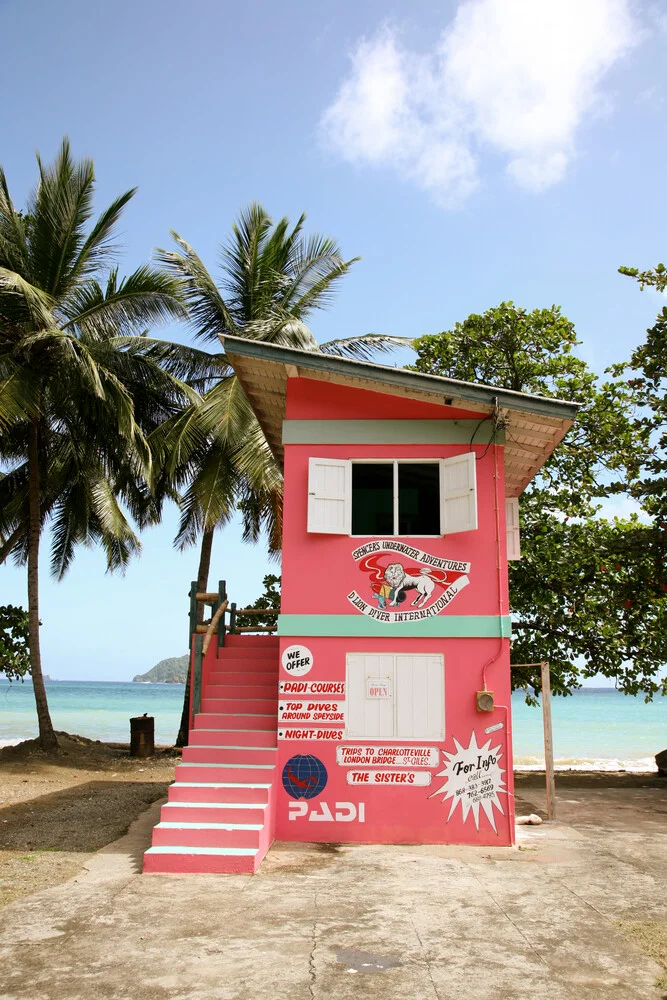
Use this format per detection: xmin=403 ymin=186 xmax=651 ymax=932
xmin=345 ymin=652 xmax=445 ymax=740
xmin=307 ymin=454 xmax=477 ymax=536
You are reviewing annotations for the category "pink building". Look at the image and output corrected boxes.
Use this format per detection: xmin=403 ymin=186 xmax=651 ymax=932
xmin=144 ymin=336 xmax=577 ymax=874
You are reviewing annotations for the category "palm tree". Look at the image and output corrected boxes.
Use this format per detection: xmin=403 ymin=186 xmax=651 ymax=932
xmin=156 ymin=203 xmax=410 ymax=744
xmin=0 ymin=138 xmax=195 ymax=750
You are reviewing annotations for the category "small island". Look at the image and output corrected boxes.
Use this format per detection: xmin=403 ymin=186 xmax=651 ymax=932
xmin=133 ymin=655 xmax=189 ymax=684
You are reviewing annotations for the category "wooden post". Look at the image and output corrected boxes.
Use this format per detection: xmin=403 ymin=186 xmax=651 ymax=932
xmin=217 ymin=580 xmax=227 ymax=650
xmin=229 ymin=602 xmax=237 ymax=634
xmin=188 ymin=581 xmax=198 ymax=645
xmin=192 ymin=635 xmax=204 ymax=717
xmin=541 ymin=660 xmax=556 ymax=821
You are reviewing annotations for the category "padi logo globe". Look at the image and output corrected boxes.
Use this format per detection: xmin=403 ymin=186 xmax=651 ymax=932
xmin=282 ymin=754 xmax=328 ymax=800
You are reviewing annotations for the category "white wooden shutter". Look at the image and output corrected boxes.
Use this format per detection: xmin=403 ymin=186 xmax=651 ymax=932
xmin=345 ymin=654 xmax=395 ymax=739
xmin=307 ymin=458 xmax=351 ymax=534
xmin=505 ymin=497 xmax=521 ymax=560
xmin=440 ymin=452 xmax=478 ymax=534
xmin=395 ymin=654 xmax=444 ymax=740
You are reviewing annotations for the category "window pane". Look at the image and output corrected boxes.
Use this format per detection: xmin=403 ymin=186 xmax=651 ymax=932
xmin=398 ymin=464 xmax=440 ymax=535
xmin=352 ymin=464 xmax=394 ymax=535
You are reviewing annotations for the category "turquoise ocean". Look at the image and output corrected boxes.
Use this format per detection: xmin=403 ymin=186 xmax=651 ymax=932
xmin=0 ymin=681 xmax=664 ymax=771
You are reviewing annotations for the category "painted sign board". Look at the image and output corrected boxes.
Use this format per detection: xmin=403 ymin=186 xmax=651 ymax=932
xmin=347 ymin=541 xmax=471 ymax=621
xmin=336 ymin=745 xmax=439 ymax=768
xmin=278 ymin=701 xmax=347 ymax=723
xmin=346 ymin=770 xmax=432 ymax=786
xmin=279 ymin=680 xmax=346 ymax=696
xmin=278 ymin=727 xmax=345 ymax=741
xmin=430 ymin=731 xmax=507 ymax=832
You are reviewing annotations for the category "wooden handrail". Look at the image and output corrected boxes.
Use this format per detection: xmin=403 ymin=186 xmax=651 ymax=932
xmin=231 ymin=625 xmax=277 ymax=633
xmin=233 ymin=607 xmax=278 ymax=616
xmin=202 ymin=599 xmax=229 ymax=654
xmin=196 ymin=591 xmax=219 ymax=603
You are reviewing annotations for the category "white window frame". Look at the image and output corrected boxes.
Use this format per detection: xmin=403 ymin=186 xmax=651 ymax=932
xmin=307 ymin=454 xmax=478 ymax=537
xmin=349 ymin=456 xmax=476 ymax=537
xmin=345 ymin=651 xmax=445 ymax=741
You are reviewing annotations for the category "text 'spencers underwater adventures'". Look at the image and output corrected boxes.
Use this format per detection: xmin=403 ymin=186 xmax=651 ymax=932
xmin=347 ymin=541 xmax=470 ymax=621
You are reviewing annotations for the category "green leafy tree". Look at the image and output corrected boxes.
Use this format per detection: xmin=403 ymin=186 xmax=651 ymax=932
xmin=157 ymin=204 xmax=409 ymax=743
xmin=411 ymin=302 xmax=665 ymax=698
xmin=616 ymin=264 xmax=667 ymax=524
xmin=0 ymin=139 xmax=193 ymax=750
xmin=235 ymin=574 xmax=281 ymax=630
xmin=0 ymin=604 xmax=31 ymax=682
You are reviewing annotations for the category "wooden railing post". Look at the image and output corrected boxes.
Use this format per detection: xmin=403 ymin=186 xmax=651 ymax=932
xmin=229 ymin=602 xmax=237 ymax=634
xmin=541 ymin=660 xmax=556 ymax=821
xmin=192 ymin=635 xmax=204 ymax=718
xmin=217 ymin=580 xmax=227 ymax=650
xmin=188 ymin=580 xmax=198 ymax=645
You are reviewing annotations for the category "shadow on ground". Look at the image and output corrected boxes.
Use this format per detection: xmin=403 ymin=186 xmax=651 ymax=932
xmin=0 ymin=781 xmax=169 ymax=853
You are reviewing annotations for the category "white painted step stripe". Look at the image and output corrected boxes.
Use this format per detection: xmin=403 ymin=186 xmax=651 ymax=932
xmin=157 ymin=822 xmax=263 ymax=831
xmin=194 ymin=728 xmax=276 ymax=733
xmin=186 ymin=745 xmax=277 ymax=752
xmin=178 ymin=762 xmax=275 ymax=770
xmin=145 ymin=846 xmax=258 ymax=857
xmin=163 ymin=802 xmax=266 ymax=810
xmin=196 ymin=713 xmax=276 ymax=718
xmin=171 ymin=782 xmax=272 ymax=789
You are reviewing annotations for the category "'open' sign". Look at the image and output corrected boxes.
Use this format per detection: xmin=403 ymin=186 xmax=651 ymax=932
xmin=366 ymin=678 xmax=391 ymax=699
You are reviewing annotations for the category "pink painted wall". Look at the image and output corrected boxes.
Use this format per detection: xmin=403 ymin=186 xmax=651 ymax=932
xmin=286 ymin=377 xmax=485 ymax=421
xmin=277 ymin=378 xmax=515 ymax=847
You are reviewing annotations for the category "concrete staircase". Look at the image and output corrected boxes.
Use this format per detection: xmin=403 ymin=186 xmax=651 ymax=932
xmin=144 ymin=634 xmax=279 ymax=874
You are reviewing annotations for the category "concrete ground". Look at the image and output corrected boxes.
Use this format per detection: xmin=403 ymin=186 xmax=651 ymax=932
xmin=1 ymin=783 xmax=665 ymax=1000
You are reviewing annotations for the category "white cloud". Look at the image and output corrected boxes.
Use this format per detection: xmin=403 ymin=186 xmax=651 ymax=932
xmin=320 ymin=0 xmax=640 ymax=207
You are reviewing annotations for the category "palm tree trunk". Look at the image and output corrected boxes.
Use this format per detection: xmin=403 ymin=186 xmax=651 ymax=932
xmin=28 ymin=420 xmax=58 ymax=752
xmin=175 ymin=526 xmax=215 ymax=747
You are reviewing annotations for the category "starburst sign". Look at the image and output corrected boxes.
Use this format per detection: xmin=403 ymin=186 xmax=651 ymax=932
xmin=430 ymin=731 xmax=507 ymax=832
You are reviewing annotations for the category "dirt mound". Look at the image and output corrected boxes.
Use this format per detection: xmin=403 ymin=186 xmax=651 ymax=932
xmin=0 ymin=731 xmax=179 ymax=770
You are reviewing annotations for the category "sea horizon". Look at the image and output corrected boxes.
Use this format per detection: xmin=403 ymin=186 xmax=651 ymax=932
xmin=1 ymin=679 xmax=664 ymax=772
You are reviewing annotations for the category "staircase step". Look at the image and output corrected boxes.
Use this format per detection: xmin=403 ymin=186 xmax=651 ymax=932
xmin=161 ymin=802 xmax=267 ymax=823
xmin=176 ymin=762 xmax=276 ymax=784
xmin=182 ymin=745 xmax=277 ymax=765
xmin=190 ymin=728 xmax=277 ymax=747
xmin=224 ymin=635 xmax=278 ymax=647
xmin=144 ymin=846 xmax=260 ymax=874
xmin=193 ymin=713 xmax=277 ymax=731
xmin=152 ymin=822 xmax=262 ymax=848
xmin=209 ymin=671 xmax=277 ymax=686
xmin=168 ymin=782 xmax=271 ymax=803
xmin=201 ymin=698 xmax=278 ymax=714
xmin=214 ymin=651 xmax=277 ymax=662
xmin=205 ymin=684 xmax=277 ymax=700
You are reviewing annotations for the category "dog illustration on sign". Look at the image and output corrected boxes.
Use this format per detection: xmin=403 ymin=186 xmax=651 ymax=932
xmin=362 ymin=555 xmax=443 ymax=610
xmin=379 ymin=562 xmax=435 ymax=609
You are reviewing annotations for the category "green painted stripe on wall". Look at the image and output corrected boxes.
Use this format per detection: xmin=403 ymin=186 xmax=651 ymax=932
xmin=281 ymin=419 xmax=506 ymax=446
xmin=277 ymin=614 xmax=512 ymax=638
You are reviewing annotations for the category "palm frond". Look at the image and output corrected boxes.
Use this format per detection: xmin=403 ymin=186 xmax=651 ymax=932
xmin=156 ymin=232 xmax=236 ymax=342
xmin=319 ymin=334 xmax=414 ymax=360
xmin=60 ymin=265 xmax=186 ymax=338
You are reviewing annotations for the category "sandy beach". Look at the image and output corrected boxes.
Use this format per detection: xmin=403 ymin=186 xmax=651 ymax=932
xmin=0 ymin=733 xmax=177 ymax=906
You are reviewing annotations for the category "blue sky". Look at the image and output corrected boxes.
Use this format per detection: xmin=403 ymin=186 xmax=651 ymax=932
xmin=1 ymin=0 xmax=665 ymax=682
